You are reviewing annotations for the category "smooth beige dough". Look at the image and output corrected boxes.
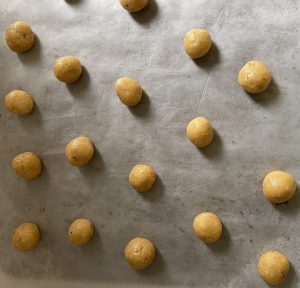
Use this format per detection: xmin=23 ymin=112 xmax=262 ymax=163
xmin=183 ymin=29 xmax=212 ymax=59
xmin=193 ymin=212 xmax=222 ymax=244
xmin=12 ymin=223 xmax=40 ymax=251
xmin=238 ymin=60 xmax=271 ymax=93
xmin=119 ymin=0 xmax=148 ymax=12
xmin=124 ymin=237 xmax=156 ymax=270
xmin=258 ymin=251 xmax=290 ymax=285
xmin=263 ymin=171 xmax=296 ymax=204
xmin=5 ymin=21 xmax=35 ymax=53
xmin=65 ymin=136 xmax=94 ymax=167
xmin=68 ymin=218 xmax=94 ymax=246
xmin=5 ymin=90 xmax=34 ymax=116
xmin=12 ymin=152 xmax=42 ymax=180
xmin=186 ymin=117 xmax=214 ymax=148
xmin=53 ymin=56 xmax=82 ymax=83
xmin=129 ymin=164 xmax=156 ymax=192
xmin=115 ymin=77 xmax=143 ymax=107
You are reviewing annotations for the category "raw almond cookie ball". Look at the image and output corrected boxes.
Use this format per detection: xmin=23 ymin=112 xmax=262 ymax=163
xmin=258 ymin=251 xmax=290 ymax=285
xmin=5 ymin=21 xmax=35 ymax=53
xmin=12 ymin=223 xmax=40 ymax=251
xmin=4 ymin=90 xmax=34 ymax=116
xmin=183 ymin=29 xmax=212 ymax=59
xmin=53 ymin=56 xmax=82 ymax=83
xmin=12 ymin=152 xmax=42 ymax=180
xmin=119 ymin=0 xmax=149 ymax=12
xmin=186 ymin=117 xmax=214 ymax=148
xmin=68 ymin=218 xmax=94 ymax=246
xmin=193 ymin=212 xmax=222 ymax=244
xmin=65 ymin=136 xmax=94 ymax=167
xmin=115 ymin=77 xmax=143 ymax=107
xmin=124 ymin=237 xmax=156 ymax=270
xmin=263 ymin=171 xmax=296 ymax=204
xmin=238 ymin=60 xmax=271 ymax=93
xmin=129 ymin=164 xmax=156 ymax=192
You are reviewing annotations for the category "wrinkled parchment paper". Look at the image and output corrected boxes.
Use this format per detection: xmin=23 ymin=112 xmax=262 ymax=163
xmin=0 ymin=0 xmax=299 ymax=287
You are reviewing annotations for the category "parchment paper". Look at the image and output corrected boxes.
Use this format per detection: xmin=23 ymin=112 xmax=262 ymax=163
xmin=0 ymin=0 xmax=299 ymax=287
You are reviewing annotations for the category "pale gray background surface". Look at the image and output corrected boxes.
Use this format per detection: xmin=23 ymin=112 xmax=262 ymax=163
xmin=0 ymin=0 xmax=299 ymax=287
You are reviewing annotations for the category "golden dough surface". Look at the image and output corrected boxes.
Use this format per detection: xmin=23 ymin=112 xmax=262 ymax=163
xmin=5 ymin=90 xmax=34 ymax=116
xmin=5 ymin=21 xmax=35 ymax=53
xmin=183 ymin=29 xmax=212 ymax=59
xmin=68 ymin=218 xmax=94 ymax=246
xmin=12 ymin=223 xmax=40 ymax=251
xmin=124 ymin=237 xmax=156 ymax=270
xmin=54 ymin=56 xmax=82 ymax=84
xmin=238 ymin=60 xmax=271 ymax=93
xmin=258 ymin=251 xmax=290 ymax=285
xmin=12 ymin=152 xmax=42 ymax=180
xmin=129 ymin=164 xmax=156 ymax=192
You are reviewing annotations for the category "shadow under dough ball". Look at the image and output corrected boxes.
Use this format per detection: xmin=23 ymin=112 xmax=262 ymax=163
xmin=124 ymin=237 xmax=156 ymax=270
xmin=186 ymin=117 xmax=214 ymax=148
xmin=263 ymin=170 xmax=296 ymax=204
xmin=65 ymin=136 xmax=94 ymax=167
xmin=12 ymin=152 xmax=42 ymax=180
xmin=12 ymin=223 xmax=40 ymax=251
xmin=193 ymin=212 xmax=222 ymax=244
xmin=5 ymin=90 xmax=34 ymax=116
xmin=258 ymin=251 xmax=290 ymax=285
xmin=183 ymin=29 xmax=212 ymax=59
xmin=119 ymin=0 xmax=148 ymax=12
xmin=115 ymin=77 xmax=143 ymax=107
xmin=5 ymin=21 xmax=35 ymax=53
xmin=238 ymin=60 xmax=271 ymax=93
xmin=129 ymin=164 xmax=156 ymax=192
xmin=53 ymin=56 xmax=82 ymax=84
xmin=68 ymin=218 xmax=94 ymax=246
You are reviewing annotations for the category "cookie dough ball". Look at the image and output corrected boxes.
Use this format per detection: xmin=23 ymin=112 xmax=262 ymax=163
xmin=65 ymin=136 xmax=94 ymax=167
xmin=115 ymin=77 xmax=143 ymax=107
xmin=263 ymin=171 xmax=296 ymax=204
xmin=124 ymin=237 xmax=156 ymax=270
xmin=68 ymin=218 xmax=94 ymax=246
xmin=258 ymin=251 xmax=290 ymax=285
xmin=129 ymin=164 xmax=156 ymax=192
xmin=5 ymin=22 xmax=35 ymax=53
xmin=53 ymin=56 xmax=82 ymax=83
xmin=193 ymin=212 xmax=222 ymax=244
xmin=4 ymin=90 xmax=34 ymax=116
xmin=120 ymin=0 xmax=148 ymax=12
xmin=183 ymin=29 xmax=212 ymax=59
xmin=238 ymin=60 xmax=271 ymax=93
xmin=12 ymin=152 xmax=42 ymax=180
xmin=186 ymin=117 xmax=214 ymax=148
xmin=12 ymin=223 xmax=40 ymax=251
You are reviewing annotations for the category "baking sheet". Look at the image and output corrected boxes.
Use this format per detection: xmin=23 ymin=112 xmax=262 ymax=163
xmin=0 ymin=0 xmax=299 ymax=287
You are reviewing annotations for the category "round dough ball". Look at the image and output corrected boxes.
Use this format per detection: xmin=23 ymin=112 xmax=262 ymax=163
xmin=68 ymin=218 xmax=94 ymax=246
xmin=4 ymin=90 xmax=34 ymax=116
xmin=186 ymin=117 xmax=214 ymax=148
xmin=263 ymin=171 xmax=296 ymax=204
xmin=183 ymin=29 xmax=212 ymax=59
xmin=193 ymin=212 xmax=222 ymax=244
xmin=53 ymin=56 xmax=82 ymax=84
xmin=258 ymin=251 xmax=290 ymax=285
xmin=129 ymin=164 xmax=156 ymax=192
xmin=119 ymin=0 xmax=148 ymax=12
xmin=65 ymin=136 xmax=94 ymax=167
xmin=12 ymin=152 xmax=42 ymax=180
xmin=124 ymin=237 xmax=156 ymax=270
xmin=12 ymin=223 xmax=40 ymax=251
xmin=238 ymin=60 xmax=271 ymax=93
xmin=115 ymin=77 xmax=143 ymax=107
xmin=5 ymin=21 xmax=35 ymax=53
